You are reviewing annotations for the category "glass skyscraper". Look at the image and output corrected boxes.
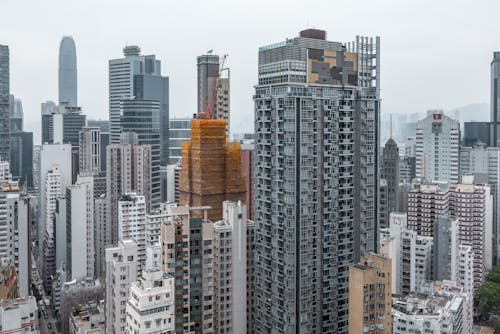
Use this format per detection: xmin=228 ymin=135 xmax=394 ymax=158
xmin=253 ymin=29 xmax=380 ymax=334
xmin=58 ymin=36 xmax=77 ymax=106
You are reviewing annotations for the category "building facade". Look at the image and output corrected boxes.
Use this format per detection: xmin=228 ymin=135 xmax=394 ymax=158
xmin=59 ymin=36 xmax=77 ymax=106
xmin=0 ymin=45 xmax=9 ymax=161
xmin=79 ymin=127 xmax=100 ymax=175
xmin=168 ymin=118 xmax=191 ymax=164
xmin=0 ymin=297 xmax=38 ymax=333
xmin=381 ymin=138 xmax=400 ymax=219
xmin=254 ymin=29 xmax=380 ymax=333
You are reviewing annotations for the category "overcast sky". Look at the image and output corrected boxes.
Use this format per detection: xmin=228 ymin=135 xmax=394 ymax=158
xmin=2 ymin=0 xmax=499 ymax=143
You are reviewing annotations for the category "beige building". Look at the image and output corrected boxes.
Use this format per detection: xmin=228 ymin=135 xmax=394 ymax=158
xmin=349 ymin=253 xmax=392 ymax=334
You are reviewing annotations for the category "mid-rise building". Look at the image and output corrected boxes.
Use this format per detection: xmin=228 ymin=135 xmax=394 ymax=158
xmin=69 ymin=300 xmax=105 ymax=334
xmin=105 ymin=239 xmax=138 ymax=334
xmin=253 ymin=29 xmax=380 ymax=333
xmin=118 ymin=193 xmax=147 ymax=274
xmin=349 ymin=253 xmax=392 ymax=334
xmin=0 ymin=297 xmax=38 ymax=333
xmin=125 ymin=270 xmax=175 ymax=334
xmin=59 ymin=36 xmax=78 ymax=106
xmin=415 ymin=110 xmax=460 ymax=183
xmin=0 ymin=45 xmax=10 ymax=161
xmin=178 ymin=119 xmax=245 ymax=222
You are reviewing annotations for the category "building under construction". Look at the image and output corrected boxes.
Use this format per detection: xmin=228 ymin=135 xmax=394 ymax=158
xmin=179 ymin=119 xmax=245 ymax=222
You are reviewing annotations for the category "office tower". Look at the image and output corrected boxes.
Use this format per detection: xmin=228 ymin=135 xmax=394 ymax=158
xmin=108 ymin=46 xmax=169 ymax=165
xmin=59 ymin=36 xmax=77 ymax=106
xmin=10 ymin=131 xmax=33 ymax=189
xmin=399 ymin=156 xmax=416 ymax=183
xmin=464 ymin=121 xmax=491 ymax=146
xmin=121 ymin=99 xmax=161 ymax=208
xmin=407 ymin=182 xmax=450 ymax=237
xmin=9 ymin=94 xmax=23 ymax=132
xmin=79 ymin=127 xmax=100 ymax=175
xmin=415 ymin=111 xmax=460 ymax=183
xmin=379 ymin=179 xmax=389 ymax=228
xmin=106 ymin=140 xmax=151 ymax=248
xmin=492 ymin=52 xmax=500 ymax=147
xmin=0 ymin=297 xmax=39 ymax=333
xmin=41 ymin=101 xmax=56 ymax=144
xmin=87 ymin=119 xmax=109 ymax=132
xmin=0 ymin=45 xmax=9 ymax=161
xmin=66 ymin=175 xmax=94 ymax=280
xmin=42 ymin=167 xmax=63 ymax=293
xmin=212 ymin=201 xmax=252 ymax=334
xmin=432 ymin=216 xmax=460 ymax=282
xmin=241 ymin=142 xmax=254 ymax=220
xmin=0 ymin=184 xmax=31 ymax=298
xmin=105 ymin=239 xmax=138 ymax=334
xmin=118 ymin=193 xmax=147 ymax=272
xmin=161 ymin=206 xmax=215 ymax=333
xmin=39 ymin=144 xmax=72 ymax=248
xmin=381 ymin=213 xmax=432 ymax=296
xmin=61 ymin=105 xmax=86 ymax=146
xmin=392 ymin=282 xmax=471 ymax=334
xmin=348 ymin=253 xmax=392 ymax=334
xmin=254 ymin=29 xmax=380 ymax=333
xmin=69 ymin=300 xmax=105 ymax=333
xmin=197 ymin=53 xmax=231 ymax=134
xmin=381 ymin=138 xmax=400 ymax=217
xmin=168 ymin=117 xmax=191 ymax=164
xmin=179 ymin=119 xmax=245 ymax=222
xmin=450 ymin=176 xmax=493 ymax=287
xmin=125 ymin=270 xmax=175 ymax=333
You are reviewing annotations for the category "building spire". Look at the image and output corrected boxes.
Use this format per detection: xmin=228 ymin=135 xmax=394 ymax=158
xmin=390 ymin=114 xmax=393 ymax=139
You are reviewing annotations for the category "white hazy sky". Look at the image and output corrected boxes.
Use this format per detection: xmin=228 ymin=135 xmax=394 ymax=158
xmin=1 ymin=0 xmax=499 ymax=143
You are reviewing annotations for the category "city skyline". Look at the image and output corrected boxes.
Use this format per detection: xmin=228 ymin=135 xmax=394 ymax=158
xmin=2 ymin=0 xmax=500 ymax=144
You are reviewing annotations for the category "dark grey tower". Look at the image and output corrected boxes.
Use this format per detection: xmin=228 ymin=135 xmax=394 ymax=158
xmin=492 ymin=52 xmax=500 ymax=147
xmin=197 ymin=53 xmax=219 ymax=117
xmin=58 ymin=36 xmax=77 ymax=106
xmin=0 ymin=45 xmax=9 ymax=161
xmin=254 ymin=29 xmax=380 ymax=334
xmin=380 ymin=138 xmax=400 ymax=227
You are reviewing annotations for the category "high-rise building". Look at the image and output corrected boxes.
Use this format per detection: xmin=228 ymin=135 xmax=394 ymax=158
xmin=0 ymin=45 xmax=10 ymax=161
xmin=125 ymin=269 xmax=175 ymax=334
xmin=108 ymin=46 xmax=169 ymax=164
xmin=178 ymin=119 xmax=246 ymax=222
xmin=348 ymin=253 xmax=392 ymax=334
xmin=10 ymin=131 xmax=33 ymax=189
xmin=379 ymin=179 xmax=389 ymax=229
xmin=9 ymin=94 xmax=23 ymax=132
xmin=491 ymin=52 xmax=500 ymax=147
xmin=93 ymin=196 xmax=107 ymax=279
xmin=59 ymin=36 xmax=77 ymax=106
xmin=87 ymin=119 xmax=109 ymax=132
xmin=432 ymin=215 xmax=460 ymax=282
xmin=105 ymin=239 xmax=138 ymax=334
xmin=118 ymin=193 xmax=147 ymax=273
xmin=41 ymin=103 xmax=86 ymax=146
xmin=253 ymin=29 xmax=380 ymax=333
xmin=66 ymin=175 xmax=94 ymax=280
xmin=79 ymin=127 xmax=100 ymax=175
xmin=464 ymin=121 xmax=491 ymax=146
xmin=168 ymin=118 xmax=191 ymax=164
xmin=415 ymin=110 xmax=460 ymax=183
xmin=399 ymin=156 xmax=416 ymax=184
xmin=381 ymin=138 xmax=400 ymax=218
xmin=121 ymin=99 xmax=161 ymax=208
xmin=106 ymin=139 xmax=151 ymax=248
xmin=240 ymin=142 xmax=254 ymax=220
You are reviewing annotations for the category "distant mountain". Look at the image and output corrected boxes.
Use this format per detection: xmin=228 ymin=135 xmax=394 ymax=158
xmin=446 ymin=103 xmax=489 ymax=122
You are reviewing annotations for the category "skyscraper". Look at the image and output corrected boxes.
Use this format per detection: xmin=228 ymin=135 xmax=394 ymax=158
xmin=0 ymin=45 xmax=10 ymax=161
xmin=415 ymin=111 xmax=460 ymax=183
xmin=9 ymin=95 xmax=23 ymax=132
xmin=108 ymin=46 xmax=169 ymax=164
xmin=58 ymin=36 xmax=77 ymax=106
xmin=380 ymin=138 xmax=400 ymax=224
xmin=491 ymin=52 xmax=500 ymax=147
xmin=254 ymin=29 xmax=380 ymax=333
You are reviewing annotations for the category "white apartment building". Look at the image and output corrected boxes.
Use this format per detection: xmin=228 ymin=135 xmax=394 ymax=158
xmin=118 ymin=193 xmax=147 ymax=273
xmin=67 ymin=175 xmax=94 ymax=280
xmin=0 ymin=296 xmax=38 ymax=333
xmin=125 ymin=270 xmax=175 ymax=334
xmin=105 ymin=239 xmax=138 ymax=334
xmin=212 ymin=201 xmax=249 ymax=334
xmin=415 ymin=110 xmax=460 ymax=183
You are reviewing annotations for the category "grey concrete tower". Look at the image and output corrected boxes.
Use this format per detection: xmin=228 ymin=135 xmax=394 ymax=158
xmin=380 ymin=138 xmax=400 ymax=227
xmin=0 ymin=45 xmax=9 ymax=161
xmin=254 ymin=29 xmax=380 ymax=334
xmin=58 ymin=36 xmax=77 ymax=106
xmin=492 ymin=52 xmax=500 ymax=147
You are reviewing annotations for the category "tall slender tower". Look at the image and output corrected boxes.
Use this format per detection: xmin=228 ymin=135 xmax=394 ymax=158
xmin=491 ymin=52 xmax=500 ymax=147
xmin=0 ymin=45 xmax=10 ymax=161
xmin=58 ymin=36 xmax=77 ymax=106
xmin=254 ymin=29 xmax=380 ymax=334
